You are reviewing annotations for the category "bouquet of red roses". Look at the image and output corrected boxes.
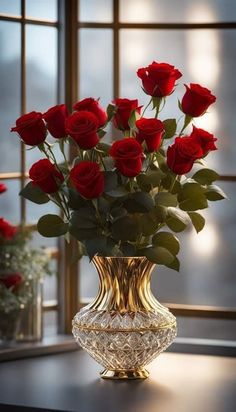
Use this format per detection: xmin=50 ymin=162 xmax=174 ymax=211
xmin=11 ymin=61 xmax=226 ymax=270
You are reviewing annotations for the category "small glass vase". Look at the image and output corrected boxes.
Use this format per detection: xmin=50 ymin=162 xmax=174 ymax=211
xmin=0 ymin=309 xmax=20 ymax=343
xmin=16 ymin=278 xmax=43 ymax=342
xmin=72 ymin=256 xmax=177 ymax=380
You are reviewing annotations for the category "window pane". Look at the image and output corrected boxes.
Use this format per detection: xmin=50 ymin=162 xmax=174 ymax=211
xmin=25 ymin=24 xmax=58 ymax=170
xmin=0 ymin=22 xmax=21 ymax=173
xmin=0 ymin=179 xmax=20 ymax=223
xmin=120 ymin=29 xmax=236 ymax=174
xmin=79 ymin=0 xmax=113 ymax=22
xmin=79 ymin=29 xmax=113 ymax=107
xmin=26 ymin=197 xmax=59 ymax=224
xmin=0 ymin=0 xmax=20 ymax=15
xmin=178 ymin=317 xmax=236 ymax=341
xmin=152 ymin=181 xmax=235 ymax=308
xmin=44 ymin=311 xmax=57 ymax=336
xmin=80 ymin=257 xmax=99 ymax=300
xmin=26 ymin=0 xmax=57 ymax=21
xmin=120 ymin=0 xmax=236 ymax=23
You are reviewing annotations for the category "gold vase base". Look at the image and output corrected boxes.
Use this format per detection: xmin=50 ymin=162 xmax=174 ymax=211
xmin=100 ymin=368 xmax=150 ymax=380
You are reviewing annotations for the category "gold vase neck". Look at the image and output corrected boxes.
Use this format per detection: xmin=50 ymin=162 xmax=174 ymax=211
xmin=89 ymin=256 xmax=167 ymax=314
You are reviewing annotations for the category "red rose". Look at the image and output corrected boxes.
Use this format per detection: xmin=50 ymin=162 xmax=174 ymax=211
xmin=29 ymin=159 xmax=64 ymax=194
xmin=181 ymin=83 xmax=216 ymax=117
xmin=109 ymin=138 xmax=143 ymax=177
xmin=0 ymin=218 xmax=17 ymax=240
xmin=190 ymin=126 xmax=217 ymax=155
xmin=43 ymin=104 xmax=68 ymax=139
xmin=113 ymin=98 xmax=142 ymax=131
xmin=70 ymin=161 xmax=104 ymax=199
xmin=0 ymin=184 xmax=7 ymax=194
xmin=73 ymin=98 xmax=107 ymax=128
xmin=137 ymin=61 xmax=182 ymax=97
xmin=11 ymin=111 xmax=47 ymax=146
xmin=167 ymin=137 xmax=203 ymax=175
xmin=0 ymin=273 xmax=22 ymax=290
xmin=135 ymin=118 xmax=164 ymax=152
xmin=66 ymin=111 xmax=99 ymax=149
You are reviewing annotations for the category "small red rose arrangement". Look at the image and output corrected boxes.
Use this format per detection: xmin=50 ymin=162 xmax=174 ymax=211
xmin=0 ymin=187 xmax=50 ymax=317
xmin=11 ymin=60 xmax=226 ymax=270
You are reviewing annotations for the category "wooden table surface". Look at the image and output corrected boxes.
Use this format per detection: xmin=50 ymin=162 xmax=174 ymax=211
xmin=0 ymin=350 xmax=235 ymax=412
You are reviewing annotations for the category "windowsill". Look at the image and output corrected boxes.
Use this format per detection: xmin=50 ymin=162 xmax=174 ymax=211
xmin=0 ymin=334 xmax=77 ymax=362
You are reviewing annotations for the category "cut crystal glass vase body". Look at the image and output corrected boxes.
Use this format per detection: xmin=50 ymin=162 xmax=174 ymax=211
xmin=72 ymin=256 xmax=177 ymax=379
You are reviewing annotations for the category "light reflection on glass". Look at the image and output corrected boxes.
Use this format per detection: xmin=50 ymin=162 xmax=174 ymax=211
xmin=190 ymin=224 xmax=219 ymax=256
xmin=121 ymin=0 xmax=156 ymax=23
xmin=194 ymin=107 xmax=219 ymax=134
xmin=187 ymin=29 xmax=219 ymax=88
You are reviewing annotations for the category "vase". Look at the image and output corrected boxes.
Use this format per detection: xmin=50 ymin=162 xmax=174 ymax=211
xmin=72 ymin=256 xmax=177 ymax=380
xmin=0 ymin=309 xmax=20 ymax=343
xmin=16 ymin=278 xmax=43 ymax=342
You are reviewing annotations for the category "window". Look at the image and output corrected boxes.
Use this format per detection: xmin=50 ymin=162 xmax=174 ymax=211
xmin=0 ymin=0 xmax=60 ymax=337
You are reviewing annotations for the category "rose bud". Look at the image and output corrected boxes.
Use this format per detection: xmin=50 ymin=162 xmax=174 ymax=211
xmin=0 ymin=184 xmax=7 ymax=194
xmin=113 ymin=98 xmax=142 ymax=131
xmin=137 ymin=61 xmax=182 ymax=97
xmin=0 ymin=273 xmax=22 ymax=290
xmin=11 ymin=111 xmax=47 ymax=146
xmin=109 ymin=138 xmax=144 ymax=177
xmin=66 ymin=111 xmax=99 ymax=149
xmin=0 ymin=218 xmax=17 ymax=240
xmin=167 ymin=136 xmax=203 ymax=175
xmin=190 ymin=126 xmax=217 ymax=156
xmin=43 ymin=104 xmax=68 ymax=139
xmin=181 ymin=83 xmax=216 ymax=117
xmin=73 ymin=98 xmax=107 ymax=128
xmin=70 ymin=161 xmax=104 ymax=199
xmin=135 ymin=118 xmax=164 ymax=152
xmin=29 ymin=159 xmax=64 ymax=194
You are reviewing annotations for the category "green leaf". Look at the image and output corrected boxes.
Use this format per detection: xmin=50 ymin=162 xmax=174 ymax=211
xmin=139 ymin=206 xmax=167 ymax=236
xmin=163 ymin=119 xmax=177 ymax=139
xmin=141 ymin=246 xmax=174 ymax=265
xmin=112 ymin=216 xmax=141 ymax=241
xmin=104 ymin=171 xmax=118 ymax=192
xmin=205 ymin=185 xmax=227 ymax=201
xmin=106 ymin=103 xmax=116 ymax=122
xmin=37 ymin=214 xmax=68 ymax=238
xmin=68 ymin=188 xmax=87 ymax=210
xmin=110 ymin=207 xmax=128 ymax=221
xmin=128 ymin=109 xmax=139 ymax=129
xmin=152 ymin=96 xmax=162 ymax=110
xmin=178 ymin=99 xmax=183 ymax=111
xmin=69 ymin=226 xmax=100 ymax=241
xmin=124 ymin=192 xmax=155 ymax=213
xmin=85 ymin=236 xmax=116 ymax=260
xmin=179 ymin=196 xmax=208 ymax=211
xmin=137 ymin=169 xmax=165 ymax=191
xmin=178 ymin=181 xmax=208 ymax=211
xmin=152 ymin=232 xmax=180 ymax=255
xmin=161 ymin=174 xmax=181 ymax=193
xmin=155 ymin=192 xmax=178 ymax=207
xmin=106 ymin=187 xmax=128 ymax=198
xmin=98 ymin=129 xmax=106 ymax=138
xmin=166 ymin=207 xmax=190 ymax=232
xmin=166 ymin=256 xmax=180 ymax=272
xmin=120 ymin=242 xmax=137 ymax=257
xmin=69 ymin=208 xmax=97 ymax=229
xmin=192 ymin=168 xmax=219 ymax=185
xmin=188 ymin=212 xmax=205 ymax=233
xmin=19 ymin=182 xmax=50 ymax=204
